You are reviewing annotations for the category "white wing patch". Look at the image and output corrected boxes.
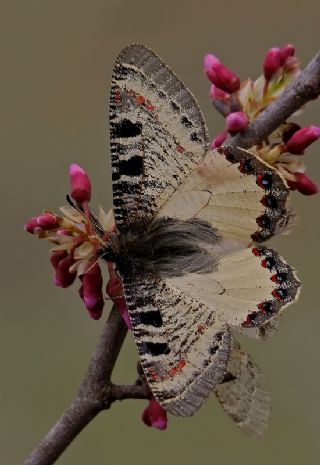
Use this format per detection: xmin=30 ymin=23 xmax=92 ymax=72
xmin=157 ymin=146 xmax=290 ymax=244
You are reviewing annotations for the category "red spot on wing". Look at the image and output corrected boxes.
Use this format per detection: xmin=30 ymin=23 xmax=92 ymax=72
xmin=176 ymin=145 xmax=185 ymax=153
xmin=252 ymin=247 xmax=261 ymax=256
xmin=114 ymin=90 xmax=121 ymax=103
xmin=136 ymin=95 xmax=145 ymax=105
xmin=165 ymin=359 xmax=187 ymax=379
xmin=272 ymin=289 xmax=283 ymax=300
xmin=196 ymin=324 xmax=206 ymax=334
xmin=148 ymin=369 xmax=159 ymax=383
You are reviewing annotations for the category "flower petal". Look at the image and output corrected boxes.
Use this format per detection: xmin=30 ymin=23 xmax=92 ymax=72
xmin=69 ymin=164 xmax=91 ymax=204
xmin=141 ymin=398 xmax=168 ymax=431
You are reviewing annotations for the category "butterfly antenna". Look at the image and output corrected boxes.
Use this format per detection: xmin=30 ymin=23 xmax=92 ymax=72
xmin=65 ymin=195 xmax=107 ymax=240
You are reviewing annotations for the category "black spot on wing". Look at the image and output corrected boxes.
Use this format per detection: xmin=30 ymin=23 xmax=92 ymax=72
xmin=111 ymin=119 xmax=142 ymax=138
xmin=141 ymin=341 xmax=170 ymax=356
xmin=181 ymin=115 xmax=193 ymax=128
xmin=118 ymin=155 xmax=144 ymax=176
xmin=137 ymin=310 xmax=163 ymax=328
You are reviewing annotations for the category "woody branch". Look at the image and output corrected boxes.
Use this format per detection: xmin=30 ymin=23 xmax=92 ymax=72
xmin=23 ymin=50 xmax=320 ymax=465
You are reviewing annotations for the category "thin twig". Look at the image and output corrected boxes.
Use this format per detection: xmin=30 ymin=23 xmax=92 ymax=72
xmin=22 ymin=51 xmax=320 ymax=465
xmin=23 ymin=306 xmax=147 ymax=465
xmin=228 ymin=52 xmax=320 ymax=148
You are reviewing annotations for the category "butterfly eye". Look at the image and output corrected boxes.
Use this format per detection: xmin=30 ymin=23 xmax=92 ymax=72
xmin=256 ymin=173 xmax=273 ymax=189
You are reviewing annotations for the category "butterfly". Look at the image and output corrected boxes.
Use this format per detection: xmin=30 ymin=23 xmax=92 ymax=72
xmin=104 ymin=44 xmax=301 ymax=436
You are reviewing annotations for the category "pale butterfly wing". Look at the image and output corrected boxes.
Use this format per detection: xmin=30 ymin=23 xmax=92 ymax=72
xmin=167 ymin=246 xmax=300 ymax=333
xmin=123 ymin=274 xmax=231 ymax=416
xmin=122 ymin=245 xmax=299 ymax=416
xmin=215 ymin=337 xmax=271 ymax=437
xmin=110 ymin=44 xmax=208 ymax=230
xmin=157 ymin=145 xmax=291 ymax=244
xmin=109 ymin=45 xmax=301 ymax=424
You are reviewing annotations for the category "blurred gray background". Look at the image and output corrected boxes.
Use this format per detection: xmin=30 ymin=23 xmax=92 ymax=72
xmin=0 ymin=1 xmax=319 ymax=464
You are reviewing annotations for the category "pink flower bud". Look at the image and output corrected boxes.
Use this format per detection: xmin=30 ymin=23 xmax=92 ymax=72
xmin=226 ymin=111 xmax=249 ymax=132
xmin=50 ymin=250 xmax=68 ymax=269
xmin=210 ymin=131 xmax=227 ymax=149
xmin=209 ymin=84 xmax=230 ymax=101
xmin=69 ymin=164 xmax=91 ymax=204
xmin=54 ymin=255 xmax=76 ymax=288
xmin=288 ymin=172 xmax=319 ymax=195
xmin=141 ymin=398 xmax=168 ymax=431
xmin=286 ymin=126 xmax=320 ymax=154
xmin=106 ymin=263 xmax=131 ymax=329
xmin=36 ymin=213 xmax=59 ymax=230
xmin=203 ymin=53 xmax=219 ymax=73
xmin=263 ymin=47 xmax=282 ymax=81
xmin=282 ymin=123 xmax=301 ymax=144
xmin=81 ymin=262 xmax=104 ymax=319
xmin=280 ymin=44 xmax=295 ymax=65
xmin=24 ymin=217 xmax=41 ymax=234
xmin=206 ymin=60 xmax=240 ymax=93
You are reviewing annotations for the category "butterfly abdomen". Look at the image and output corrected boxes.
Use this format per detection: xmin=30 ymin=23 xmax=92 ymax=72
xmin=104 ymin=217 xmax=222 ymax=278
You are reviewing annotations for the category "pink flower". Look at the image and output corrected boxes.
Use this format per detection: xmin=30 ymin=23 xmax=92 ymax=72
xmin=203 ymin=53 xmax=219 ymax=73
xmin=263 ymin=47 xmax=282 ymax=81
xmin=280 ymin=44 xmax=295 ymax=65
xmin=209 ymin=84 xmax=230 ymax=101
xmin=286 ymin=126 xmax=320 ymax=154
xmin=205 ymin=58 xmax=240 ymax=93
xmin=288 ymin=172 xmax=319 ymax=195
xmin=141 ymin=398 xmax=168 ymax=430
xmin=24 ymin=213 xmax=58 ymax=233
xmin=36 ymin=213 xmax=59 ymax=230
xmin=50 ymin=250 xmax=68 ymax=269
xmin=53 ymin=255 xmax=76 ymax=288
xmin=282 ymin=123 xmax=301 ymax=143
xmin=210 ymin=130 xmax=227 ymax=149
xmin=69 ymin=164 xmax=91 ymax=204
xmin=106 ymin=262 xmax=131 ymax=329
xmin=80 ymin=261 xmax=104 ymax=320
xmin=24 ymin=217 xmax=41 ymax=234
xmin=226 ymin=111 xmax=249 ymax=132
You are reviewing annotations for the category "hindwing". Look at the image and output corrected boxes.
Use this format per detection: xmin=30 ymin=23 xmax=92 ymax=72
xmin=215 ymin=337 xmax=271 ymax=437
xmin=122 ymin=245 xmax=300 ymax=415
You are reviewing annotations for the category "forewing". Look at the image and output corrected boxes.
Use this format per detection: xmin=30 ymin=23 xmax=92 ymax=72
xmin=122 ymin=274 xmax=231 ymax=416
xmin=157 ymin=146 xmax=291 ymax=244
xmin=110 ymin=44 xmax=209 ymax=231
xmin=215 ymin=337 xmax=271 ymax=437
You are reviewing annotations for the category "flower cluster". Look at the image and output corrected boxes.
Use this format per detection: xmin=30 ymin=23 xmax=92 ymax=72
xmin=204 ymin=44 xmax=319 ymax=195
xmin=25 ymin=164 xmax=125 ymax=321
xmin=25 ymin=164 xmax=166 ymax=429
